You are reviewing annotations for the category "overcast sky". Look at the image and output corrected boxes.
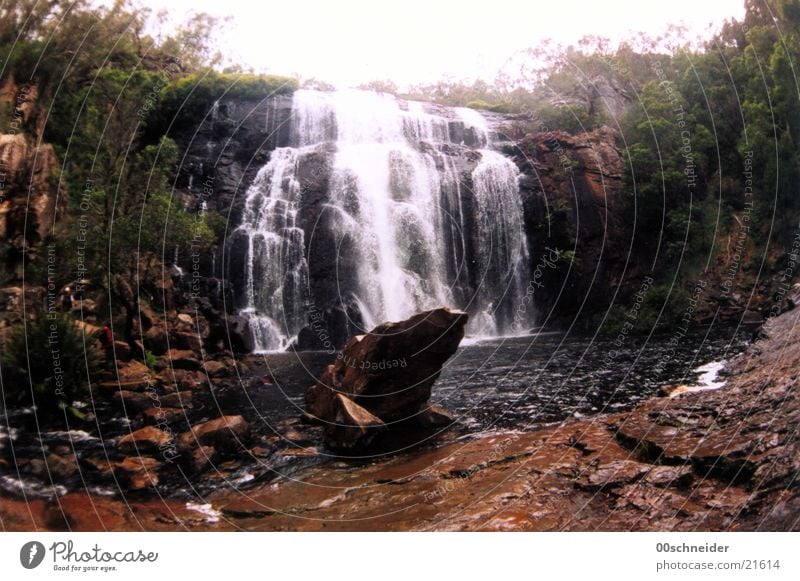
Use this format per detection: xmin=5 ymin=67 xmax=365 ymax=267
xmin=135 ymin=0 xmax=746 ymax=87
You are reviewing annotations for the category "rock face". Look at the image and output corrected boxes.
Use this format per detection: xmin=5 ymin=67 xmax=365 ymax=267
xmin=504 ymin=126 xmax=635 ymax=322
xmin=0 ymin=76 xmax=67 ymax=281
xmin=305 ymin=308 xmax=468 ymax=449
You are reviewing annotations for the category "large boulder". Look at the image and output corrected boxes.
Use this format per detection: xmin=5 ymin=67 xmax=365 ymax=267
xmin=305 ymin=307 xmax=467 ymax=450
xmin=179 ymin=415 xmax=250 ymax=453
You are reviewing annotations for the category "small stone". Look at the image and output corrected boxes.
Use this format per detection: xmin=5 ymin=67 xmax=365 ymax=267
xmin=164 ymin=349 xmax=202 ymax=371
xmin=142 ymin=407 xmax=185 ymax=425
xmin=46 ymin=453 xmax=79 ymax=481
xmin=177 ymin=313 xmax=194 ymax=326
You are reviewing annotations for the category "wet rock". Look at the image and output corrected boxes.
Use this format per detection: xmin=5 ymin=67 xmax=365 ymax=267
xmin=220 ymin=315 xmax=253 ymax=353
xmin=117 ymin=426 xmax=174 ymax=455
xmin=113 ymin=456 xmax=161 ymax=490
xmin=142 ymin=407 xmax=186 ymax=425
xmin=203 ymin=360 xmax=228 ymax=378
xmin=180 ymin=415 xmax=250 ymax=453
xmin=174 ymin=331 xmax=203 ymax=352
xmin=305 ymin=308 xmax=467 ymax=449
xmin=164 ymin=349 xmax=202 ymax=371
xmin=191 ymin=446 xmax=218 ymax=472
xmin=416 ymin=403 xmax=455 ymax=429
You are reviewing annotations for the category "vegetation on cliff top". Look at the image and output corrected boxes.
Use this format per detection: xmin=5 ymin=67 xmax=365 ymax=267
xmin=377 ymin=1 xmax=800 ymax=333
xmin=1 ymin=0 xmax=296 ymax=294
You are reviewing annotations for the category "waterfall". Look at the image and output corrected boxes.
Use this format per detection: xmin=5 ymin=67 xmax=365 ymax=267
xmin=234 ymin=89 xmax=531 ymax=352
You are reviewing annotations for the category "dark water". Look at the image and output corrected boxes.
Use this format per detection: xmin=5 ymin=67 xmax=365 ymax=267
xmin=433 ymin=326 xmax=752 ymax=432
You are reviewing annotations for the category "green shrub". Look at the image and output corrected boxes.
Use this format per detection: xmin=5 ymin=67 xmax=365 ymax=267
xmin=148 ymin=72 xmax=298 ymax=136
xmin=144 ymin=350 xmax=159 ymax=371
xmin=466 ymin=99 xmax=513 ymax=113
xmin=597 ymin=284 xmax=691 ymax=336
xmin=1 ymin=314 xmax=102 ymax=419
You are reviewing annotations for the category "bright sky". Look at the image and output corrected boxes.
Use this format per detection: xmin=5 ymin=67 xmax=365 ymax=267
xmin=137 ymin=0 xmax=746 ymax=87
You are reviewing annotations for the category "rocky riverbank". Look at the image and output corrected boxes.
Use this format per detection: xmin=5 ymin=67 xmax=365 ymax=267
xmin=2 ymin=305 xmax=797 ymax=532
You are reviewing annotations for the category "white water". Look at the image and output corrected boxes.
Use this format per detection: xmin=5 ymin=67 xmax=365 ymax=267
xmin=235 ymin=89 xmax=531 ymax=351
xmin=670 ymin=360 xmax=727 ymax=397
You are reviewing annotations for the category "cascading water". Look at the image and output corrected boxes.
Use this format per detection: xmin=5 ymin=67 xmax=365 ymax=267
xmin=234 ymin=89 xmax=530 ymax=352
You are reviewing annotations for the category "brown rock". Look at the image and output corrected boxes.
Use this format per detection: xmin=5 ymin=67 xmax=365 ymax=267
xmin=83 ymin=457 xmax=114 ymax=478
xmin=576 ymin=460 xmax=651 ymax=491
xmin=416 ymin=403 xmax=455 ymax=428
xmin=177 ymin=313 xmax=194 ymax=326
xmin=164 ymin=349 xmax=202 ymax=371
xmin=142 ymin=407 xmax=186 ymax=425
xmin=305 ymin=308 xmax=467 ymax=449
xmin=117 ymin=360 xmax=154 ymax=383
xmin=181 ymin=415 xmax=250 ymax=453
xmin=203 ymin=360 xmax=228 ymax=378
xmin=143 ymin=325 xmax=169 ymax=356
xmin=160 ymin=390 xmax=192 ymax=408
xmin=642 ymin=465 xmax=694 ymax=488
xmin=26 ymin=453 xmax=78 ymax=481
xmin=112 ymin=390 xmax=152 ymax=412
xmin=117 ymin=426 xmax=173 ymax=455
xmin=161 ymin=369 xmax=203 ymax=391
xmin=325 ymin=394 xmax=386 ymax=449
xmin=46 ymin=453 xmax=79 ymax=481
xmin=113 ymin=456 xmax=161 ymax=490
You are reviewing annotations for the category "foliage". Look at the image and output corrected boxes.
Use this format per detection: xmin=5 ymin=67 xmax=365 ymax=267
xmin=144 ymin=350 xmax=159 ymax=370
xmin=598 ymin=285 xmax=691 ymax=336
xmin=148 ymin=71 xmax=298 ymax=137
xmin=1 ymin=314 xmax=102 ymax=419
